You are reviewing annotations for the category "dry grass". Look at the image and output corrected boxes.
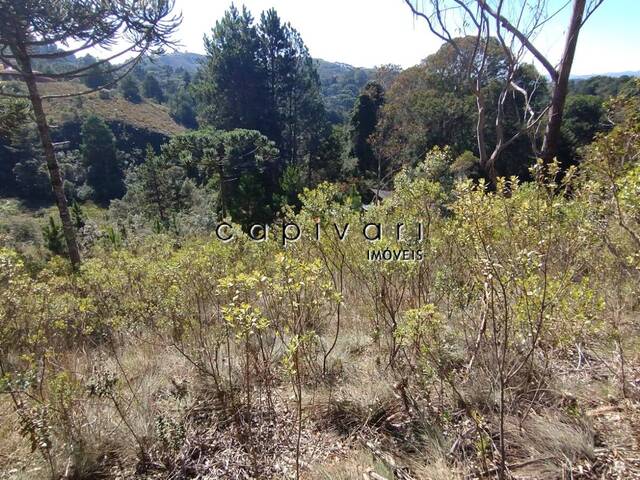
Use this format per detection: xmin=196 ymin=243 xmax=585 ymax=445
xmin=501 ymin=413 xmax=595 ymax=478
xmin=305 ymin=448 xmax=395 ymax=480
xmin=1 ymin=318 xmax=639 ymax=479
xmin=0 ymin=398 xmax=45 ymax=479
xmin=1 ymin=244 xmax=639 ymax=479
xmin=36 ymin=81 xmax=186 ymax=136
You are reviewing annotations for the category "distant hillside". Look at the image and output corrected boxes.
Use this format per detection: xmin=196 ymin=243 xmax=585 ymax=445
xmin=315 ymin=59 xmax=376 ymax=80
xmin=136 ymin=53 xmax=378 ymax=124
xmin=569 ymin=74 xmax=637 ymax=99
xmin=314 ymin=59 xmax=376 ymax=123
xmin=571 ymin=71 xmax=639 ymax=80
xmin=38 ymin=80 xmax=185 ymax=137
xmin=145 ymin=51 xmax=205 ymax=73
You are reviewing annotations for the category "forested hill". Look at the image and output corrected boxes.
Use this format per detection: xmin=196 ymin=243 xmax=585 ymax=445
xmin=2 ymin=2 xmax=640 ymax=478
xmin=314 ymin=59 xmax=376 ymax=122
xmin=571 ymin=70 xmax=640 ymax=79
xmin=138 ymin=52 xmax=377 ymax=122
xmin=144 ymin=51 xmax=377 ymax=88
xmin=142 ymin=52 xmax=637 ymax=123
xmin=145 ymin=51 xmax=205 ymax=73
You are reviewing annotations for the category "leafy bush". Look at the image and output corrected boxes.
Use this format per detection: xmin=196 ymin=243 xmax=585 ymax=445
xmin=1 ymin=81 xmax=639 ymax=480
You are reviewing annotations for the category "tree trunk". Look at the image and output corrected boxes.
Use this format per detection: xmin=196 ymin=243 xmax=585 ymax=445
xmin=541 ymin=0 xmax=586 ymax=163
xmin=474 ymin=80 xmax=497 ymax=187
xmin=14 ymin=46 xmax=81 ymax=268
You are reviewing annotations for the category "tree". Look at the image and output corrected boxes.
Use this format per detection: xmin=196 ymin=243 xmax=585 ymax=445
xmin=210 ymin=129 xmax=279 ymax=224
xmin=371 ymin=47 xmax=480 ymax=180
xmin=13 ymin=157 xmax=52 ymax=201
xmin=558 ymin=94 xmax=605 ymax=166
xmin=0 ymin=98 xmax=31 ymax=197
xmin=0 ymin=99 xmax=29 ymax=141
xmin=195 ymin=6 xmax=327 ymax=190
xmin=374 ymin=64 xmax=402 ymax=91
xmin=84 ymin=63 xmax=114 ymax=89
xmin=42 ymin=216 xmax=65 ymax=256
xmin=120 ymin=77 xmax=142 ymax=103
xmin=169 ymin=88 xmax=198 ymax=129
xmin=143 ymin=73 xmax=164 ymax=102
xmin=350 ymin=81 xmax=385 ymax=176
xmin=404 ymin=0 xmax=605 ymax=185
xmin=310 ymin=125 xmax=347 ymax=182
xmin=257 ymin=8 xmax=326 ymax=169
xmin=0 ymin=0 xmax=180 ymax=267
xmin=126 ymin=145 xmax=192 ymax=226
xmin=182 ymin=70 xmax=191 ymax=86
xmin=564 ymin=94 xmax=605 ymax=146
xmin=81 ymin=116 xmax=124 ymax=204
xmin=162 ymin=128 xmax=279 ymax=224
xmin=195 ymin=5 xmax=266 ymax=131
xmin=122 ymin=129 xmax=278 ymax=226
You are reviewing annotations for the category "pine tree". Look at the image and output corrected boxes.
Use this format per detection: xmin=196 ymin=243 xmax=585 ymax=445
xmin=120 ymin=77 xmax=142 ymax=103
xmin=257 ymin=9 xmax=326 ymax=169
xmin=169 ymin=89 xmax=198 ymax=129
xmin=81 ymin=116 xmax=124 ymax=204
xmin=195 ymin=5 xmax=267 ymax=131
xmin=71 ymin=202 xmax=86 ymax=229
xmin=195 ymin=6 xmax=328 ymax=206
xmin=143 ymin=74 xmax=165 ymax=103
xmin=84 ymin=64 xmax=114 ymax=89
xmin=135 ymin=145 xmax=190 ymax=225
xmin=350 ymin=82 xmax=385 ymax=175
xmin=42 ymin=216 xmax=65 ymax=256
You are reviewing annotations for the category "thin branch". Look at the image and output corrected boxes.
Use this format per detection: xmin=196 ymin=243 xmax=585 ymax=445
xmin=475 ymin=0 xmax=559 ymax=81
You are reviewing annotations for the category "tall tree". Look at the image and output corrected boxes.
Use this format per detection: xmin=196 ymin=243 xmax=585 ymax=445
xmin=404 ymin=0 xmax=605 ymax=185
xmin=84 ymin=62 xmax=114 ymax=89
xmin=120 ymin=77 xmax=142 ymax=103
xmin=0 ymin=99 xmax=30 ymax=197
xmin=350 ymin=81 xmax=385 ymax=176
xmin=128 ymin=145 xmax=191 ymax=226
xmin=143 ymin=73 xmax=164 ymax=102
xmin=211 ymin=129 xmax=278 ymax=224
xmin=169 ymin=88 xmax=198 ymax=129
xmin=195 ymin=6 xmax=327 ymax=198
xmin=0 ymin=98 xmax=29 ymax=141
xmin=375 ymin=38 xmax=545 ymax=180
xmin=371 ymin=43 xmax=480 ymax=180
xmin=195 ymin=5 xmax=266 ymax=131
xmin=81 ymin=116 xmax=123 ymax=204
xmin=0 ymin=0 xmax=180 ymax=267
xmin=159 ymin=128 xmax=279 ymax=224
xmin=257 ymin=8 xmax=326 ymax=169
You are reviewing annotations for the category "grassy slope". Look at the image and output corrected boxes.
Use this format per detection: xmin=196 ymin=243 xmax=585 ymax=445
xmin=38 ymin=80 xmax=186 ymax=136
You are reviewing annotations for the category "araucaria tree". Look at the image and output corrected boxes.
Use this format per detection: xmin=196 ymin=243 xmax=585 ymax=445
xmin=0 ymin=0 xmax=181 ymax=267
xmin=404 ymin=0 xmax=605 ymax=184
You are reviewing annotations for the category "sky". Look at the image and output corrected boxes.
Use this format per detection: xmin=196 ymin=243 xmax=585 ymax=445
xmin=165 ymin=0 xmax=639 ymax=76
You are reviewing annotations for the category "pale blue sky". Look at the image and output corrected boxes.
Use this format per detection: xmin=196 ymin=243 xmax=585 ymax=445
xmin=165 ymin=0 xmax=639 ymax=75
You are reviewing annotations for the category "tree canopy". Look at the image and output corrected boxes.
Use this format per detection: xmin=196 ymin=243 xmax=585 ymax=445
xmin=194 ymin=6 xmax=327 ymax=190
xmin=81 ymin=116 xmax=124 ymax=204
